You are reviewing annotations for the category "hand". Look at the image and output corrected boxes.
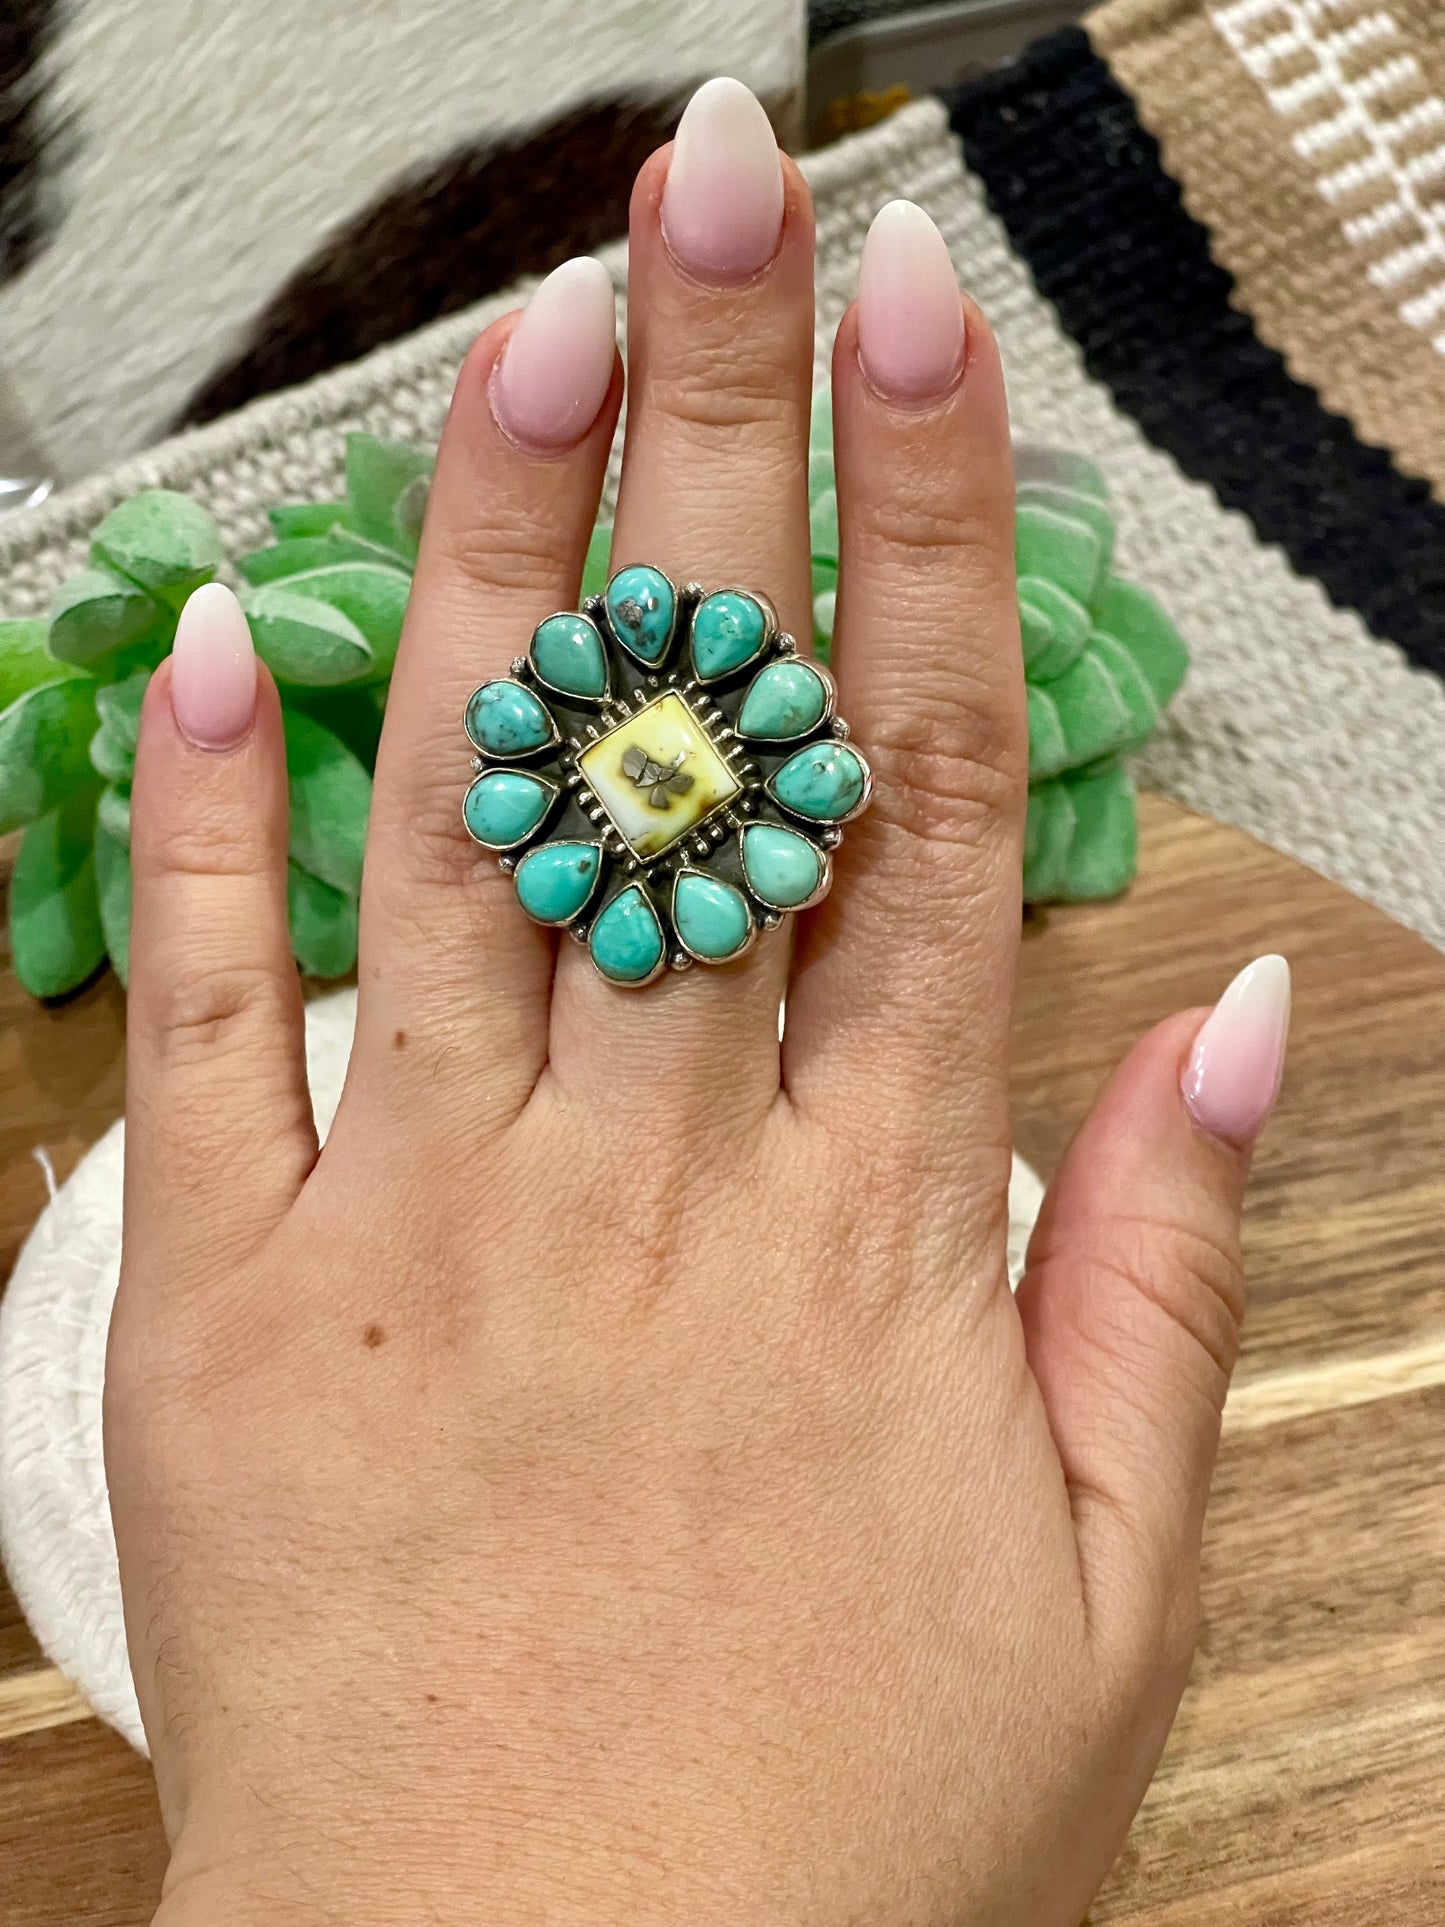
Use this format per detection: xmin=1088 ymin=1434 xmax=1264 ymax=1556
xmin=108 ymin=78 xmax=1290 ymax=1927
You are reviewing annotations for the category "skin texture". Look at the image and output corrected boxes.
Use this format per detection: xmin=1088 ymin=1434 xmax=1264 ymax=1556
xmin=109 ymin=120 xmax=1271 ymax=1927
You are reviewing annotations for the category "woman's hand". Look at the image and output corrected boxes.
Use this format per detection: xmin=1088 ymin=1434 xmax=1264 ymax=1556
xmin=108 ymin=78 xmax=1289 ymax=1927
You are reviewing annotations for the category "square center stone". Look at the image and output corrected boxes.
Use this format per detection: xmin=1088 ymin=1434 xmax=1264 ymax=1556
xmin=579 ymin=691 xmax=742 ymax=860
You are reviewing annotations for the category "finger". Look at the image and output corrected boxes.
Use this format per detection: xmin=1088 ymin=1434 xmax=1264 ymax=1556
xmin=547 ymin=79 xmax=814 ymax=1122
xmin=785 ymin=204 xmax=1026 ymax=1171
xmin=1015 ymin=957 xmax=1291 ymax=1666
xmin=355 ymin=258 xmax=622 ymax=1117
xmin=124 ymin=585 xmax=315 ymax=1274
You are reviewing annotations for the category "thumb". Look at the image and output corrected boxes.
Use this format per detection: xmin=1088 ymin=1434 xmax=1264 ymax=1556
xmin=1016 ymin=956 xmax=1291 ymax=1657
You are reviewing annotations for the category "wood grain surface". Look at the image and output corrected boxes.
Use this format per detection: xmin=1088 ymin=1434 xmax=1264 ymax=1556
xmin=2 ymin=794 xmax=1443 ymax=1924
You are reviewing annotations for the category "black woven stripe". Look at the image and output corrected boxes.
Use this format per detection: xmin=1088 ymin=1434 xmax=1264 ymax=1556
xmin=947 ymin=27 xmax=1445 ymax=680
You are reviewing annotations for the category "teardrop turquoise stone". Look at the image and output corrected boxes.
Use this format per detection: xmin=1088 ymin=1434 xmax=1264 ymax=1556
xmin=466 ymin=679 xmax=554 ymax=756
xmin=690 ymin=590 xmax=768 ymax=681
xmin=673 ymin=871 xmax=752 ymax=961
xmin=514 ymin=841 xmax=601 ymax=924
xmin=530 ymin=613 xmax=608 ymax=698
xmin=463 ymin=769 xmax=551 ymax=849
xmin=736 ymin=660 xmax=828 ymax=740
xmin=769 ymin=743 xmax=867 ymax=822
xmin=606 ymin=566 xmax=675 ymax=663
xmin=588 ymin=884 xmax=665 ymax=983
xmin=741 ymin=822 xmax=824 ymax=909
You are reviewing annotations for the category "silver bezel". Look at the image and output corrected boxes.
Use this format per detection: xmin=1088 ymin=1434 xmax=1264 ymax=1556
xmin=688 ymin=586 xmax=780 ymax=685
xmin=511 ymin=838 xmax=605 ymax=926
xmin=738 ymin=821 xmax=836 ymax=914
xmin=585 ymin=882 xmax=671 ymax=989
xmin=669 ymin=864 xmax=759 ymax=967
xmin=462 ymin=769 xmax=560 ymax=852
xmin=464 ymin=676 xmax=561 ymax=760
xmin=602 ymin=564 xmax=680 ymax=668
xmin=526 ymin=609 xmax=612 ymax=704
xmin=765 ymin=741 xmax=874 ymax=828
xmin=735 ymin=657 xmax=837 ymax=745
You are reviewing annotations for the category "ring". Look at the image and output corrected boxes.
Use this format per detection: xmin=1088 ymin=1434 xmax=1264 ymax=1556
xmin=462 ymin=567 xmax=871 ymax=988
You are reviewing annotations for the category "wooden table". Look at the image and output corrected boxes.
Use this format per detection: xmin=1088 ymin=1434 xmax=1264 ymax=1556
xmin=2 ymin=795 xmax=1443 ymax=1924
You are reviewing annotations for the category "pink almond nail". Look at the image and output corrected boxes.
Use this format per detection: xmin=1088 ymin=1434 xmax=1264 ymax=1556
xmin=857 ymin=199 xmax=965 ymax=402
xmin=490 ymin=256 xmax=617 ymax=453
xmin=170 ymin=582 xmax=257 ymax=750
xmin=660 ymin=76 xmax=784 ymax=280
xmin=1182 ymin=954 xmax=1292 ymax=1147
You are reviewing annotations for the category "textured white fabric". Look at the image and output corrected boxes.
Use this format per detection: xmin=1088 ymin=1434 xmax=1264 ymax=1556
xmin=0 ymin=988 xmax=1043 ymax=1753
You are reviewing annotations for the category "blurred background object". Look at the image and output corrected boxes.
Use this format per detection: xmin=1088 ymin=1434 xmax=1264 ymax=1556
xmin=0 ymin=0 xmax=804 ymax=488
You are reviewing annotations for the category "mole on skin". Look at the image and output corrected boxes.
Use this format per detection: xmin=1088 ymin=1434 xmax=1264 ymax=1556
xmin=362 ymin=1324 xmax=387 ymax=1349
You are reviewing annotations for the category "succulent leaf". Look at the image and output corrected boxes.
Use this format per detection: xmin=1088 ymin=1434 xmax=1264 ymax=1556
xmin=89 ymin=670 xmax=150 ymax=785
xmin=90 ymin=491 xmax=224 ymax=611
xmin=1015 ymin=502 xmax=1106 ymax=607
xmin=97 ymin=782 xmax=132 ymax=845
xmin=93 ymin=802 xmax=132 ymax=985
xmin=1033 ymin=647 xmax=1135 ymax=777
xmin=344 ymin=433 xmax=433 ymax=561
xmin=239 ymin=527 xmax=411 ymax=585
xmin=8 ymin=788 xmax=105 ymax=998
xmin=1017 ymin=575 xmax=1092 ymax=680
xmin=283 ymin=709 xmax=370 ymax=897
xmin=1057 ymin=761 xmax=1138 ymax=901
xmin=0 ymin=674 xmax=99 ymax=835
xmin=0 ymin=618 xmax=70 ymax=708
xmin=241 ymin=582 xmax=375 ymax=686
xmin=48 ymin=567 xmax=165 ymax=667
xmin=1088 ymin=630 xmax=1161 ymax=750
xmin=1026 ymin=683 xmax=1069 ymax=783
xmin=1092 ymin=577 xmax=1188 ymax=707
xmin=259 ymin=561 xmax=411 ymax=680
xmin=1023 ymin=777 xmax=1075 ymax=902
xmin=1013 ymin=445 xmax=1108 ymax=502
xmin=268 ymin=500 xmax=351 ymax=541
xmin=580 ymin=523 xmax=612 ymax=604
xmin=287 ymin=861 xmax=359 ymax=978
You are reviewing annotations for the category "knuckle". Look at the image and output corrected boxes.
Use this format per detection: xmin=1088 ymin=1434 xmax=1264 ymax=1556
xmin=645 ymin=334 xmax=800 ymax=444
xmin=431 ymin=500 xmax=569 ymax=603
xmin=1103 ymin=1214 xmax=1247 ymax=1379
xmin=849 ymin=478 xmax=1010 ymax=577
xmin=137 ymin=961 xmax=294 ymax=1073
xmin=133 ymin=801 xmax=274 ymax=887
xmin=865 ymin=680 xmax=1027 ymax=851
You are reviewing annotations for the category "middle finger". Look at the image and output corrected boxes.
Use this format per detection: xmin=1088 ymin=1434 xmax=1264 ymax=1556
xmin=547 ymin=79 xmax=815 ymax=1126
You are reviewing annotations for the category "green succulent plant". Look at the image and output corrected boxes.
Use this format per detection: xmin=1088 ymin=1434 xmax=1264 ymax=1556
xmin=807 ymin=390 xmax=1188 ymax=906
xmin=1 ymin=405 xmax=1186 ymax=1001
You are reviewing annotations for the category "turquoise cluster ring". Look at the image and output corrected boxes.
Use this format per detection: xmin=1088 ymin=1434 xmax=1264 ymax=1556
xmin=462 ymin=566 xmax=871 ymax=988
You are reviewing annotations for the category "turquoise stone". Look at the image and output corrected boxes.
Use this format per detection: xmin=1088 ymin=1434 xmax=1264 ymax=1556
xmin=673 ymin=871 xmax=752 ymax=961
xmin=769 ymin=743 xmax=867 ymax=822
xmin=466 ymin=679 xmax=554 ymax=757
xmin=690 ymin=590 xmax=768 ymax=682
xmin=588 ymin=884 xmax=665 ymax=984
xmin=606 ymin=566 xmax=675 ymax=663
xmin=530 ymin=613 xmax=608 ymax=698
xmin=741 ymin=822 xmax=824 ymax=909
xmin=514 ymin=841 xmax=601 ymax=925
xmin=463 ymin=769 xmax=552 ymax=849
xmin=736 ymin=660 xmax=828 ymax=740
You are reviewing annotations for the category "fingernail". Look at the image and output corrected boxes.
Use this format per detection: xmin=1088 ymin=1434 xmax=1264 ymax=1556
xmin=490 ymin=256 xmax=617 ymax=453
xmin=661 ymin=76 xmax=784 ymax=280
xmin=857 ymin=200 xmax=965 ymax=402
xmin=170 ymin=582 xmax=257 ymax=750
xmin=1182 ymin=955 xmax=1292 ymax=1147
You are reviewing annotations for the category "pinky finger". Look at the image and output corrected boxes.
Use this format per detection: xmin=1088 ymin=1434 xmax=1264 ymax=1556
xmin=123 ymin=585 xmax=316 ymax=1280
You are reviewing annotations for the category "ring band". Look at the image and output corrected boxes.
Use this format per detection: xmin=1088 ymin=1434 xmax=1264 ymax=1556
xmin=463 ymin=566 xmax=871 ymax=988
